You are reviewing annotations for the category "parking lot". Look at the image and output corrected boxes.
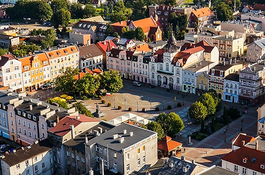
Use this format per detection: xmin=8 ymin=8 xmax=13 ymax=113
xmin=10 ymin=23 xmax=52 ymax=31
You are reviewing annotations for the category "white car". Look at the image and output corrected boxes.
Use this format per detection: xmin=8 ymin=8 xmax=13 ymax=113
xmin=133 ymin=81 xmax=141 ymax=87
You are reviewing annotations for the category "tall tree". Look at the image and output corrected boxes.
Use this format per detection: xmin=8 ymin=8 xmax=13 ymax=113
xmin=198 ymin=93 xmax=216 ymax=116
xmin=34 ymin=0 xmax=53 ymax=21
xmin=146 ymin=121 xmax=164 ymax=140
xmin=51 ymin=0 xmax=68 ymax=13
xmin=106 ymin=24 xmax=115 ymax=36
xmin=189 ymin=101 xmax=207 ymax=122
xmin=223 ymin=105 xmax=229 ymax=124
xmin=52 ymin=8 xmax=71 ymax=28
xmin=83 ymin=4 xmax=96 ymax=18
xmin=135 ymin=27 xmax=145 ymax=41
xmin=156 ymin=112 xmax=184 ymax=137
xmin=70 ymin=3 xmax=83 ymax=18
xmin=216 ymin=2 xmax=234 ymax=21
xmin=100 ymin=70 xmax=123 ymax=93
xmin=76 ymin=74 xmax=100 ymax=97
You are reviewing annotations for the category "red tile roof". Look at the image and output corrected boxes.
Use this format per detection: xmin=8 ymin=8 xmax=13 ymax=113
xmin=74 ymin=72 xmax=86 ymax=80
xmin=182 ymin=46 xmax=204 ymax=54
xmin=254 ymin=4 xmax=265 ymax=11
xmin=222 ymin=146 xmax=265 ymax=173
xmin=192 ymin=7 xmax=214 ymax=18
xmin=232 ymin=133 xmax=255 ymax=147
xmin=132 ymin=17 xmax=157 ymax=33
xmin=158 ymin=136 xmax=182 ymax=152
xmin=68 ymin=114 xmax=100 ymax=122
xmin=48 ymin=116 xmax=82 ymax=137
xmin=97 ymin=40 xmax=117 ymax=52
xmin=92 ymin=68 xmax=102 ymax=74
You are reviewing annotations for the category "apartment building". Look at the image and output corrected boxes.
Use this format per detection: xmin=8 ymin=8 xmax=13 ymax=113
xmin=85 ymin=123 xmax=158 ymax=175
xmin=239 ymin=62 xmax=265 ymax=106
xmin=45 ymin=45 xmax=79 ymax=80
xmin=96 ymin=40 xmax=116 ymax=69
xmin=241 ymin=13 xmax=265 ymax=31
xmin=209 ymin=63 xmax=242 ymax=98
xmin=79 ymin=44 xmax=103 ymax=71
xmin=0 ymin=34 xmax=19 ymax=48
xmin=0 ymin=54 xmax=23 ymax=92
xmin=63 ymin=121 xmax=114 ymax=175
xmin=189 ymin=7 xmax=214 ymax=28
xmin=223 ymin=73 xmax=240 ymax=103
xmin=247 ymin=38 xmax=265 ymax=62
xmin=48 ymin=115 xmax=100 ymax=175
xmin=1 ymin=139 xmax=54 ymax=175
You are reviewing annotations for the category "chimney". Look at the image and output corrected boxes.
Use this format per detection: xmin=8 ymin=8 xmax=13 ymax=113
xmin=242 ymin=140 xmax=245 ymax=146
xmin=181 ymin=156 xmax=185 ymax=161
xmin=29 ymin=105 xmax=33 ymax=110
xmin=119 ymin=137 xmax=124 ymax=143
xmin=89 ymin=168 xmax=94 ymax=175
xmin=98 ymin=127 xmax=103 ymax=133
xmin=113 ymin=134 xmax=118 ymax=139
xmin=76 ymin=115 xmax=80 ymax=120
xmin=70 ymin=125 xmax=75 ymax=139
xmin=94 ymin=130 xmax=99 ymax=136
xmin=85 ymin=135 xmax=88 ymax=144
xmin=130 ymin=132 xmax=133 ymax=137
xmin=57 ymin=116 xmax=60 ymax=123
xmin=256 ymin=140 xmax=259 ymax=150
xmin=123 ymin=129 xmax=127 ymax=134
xmin=34 ymin=140 xmax=38 ymax=144
xmin=192 ymin=160 xmax=196 ymax=164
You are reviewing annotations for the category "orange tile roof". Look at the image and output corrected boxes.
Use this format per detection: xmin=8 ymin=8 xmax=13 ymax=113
xmin=192 ymin=7 xmax=214 ymax=18
xmin=68 ymin=114 xmax=100 ymax=122
xmin=158 ymin=136 xmax=182 ymax=152
xmin=222 ymin=146 xmax=265 ymax=173
xmin=48 ymin=116 xmax=82 ymax=137
xmin=132 ymin=17 xmax=157 ymax=33
xmin=74 ymin=72 xmax=86 ymax=80
xmin=46 ymin=46 xmax=78 ymax=59
xmin=85 ymin=68 xmax=93 ymax=74
xmin=111 ymin=21 xmax=128 ymax=27
xmin=92 ymin=68 xmax=102 ymax=74
xmin=182 ymin=46 xmax=205 ymax=54
xmin=232 ymin=133 xmax=255 ymax=147
xmin=19 ymin=56 xmax=32 ymax=72
xmin=130 ymin=43 xmax=152 ymax=52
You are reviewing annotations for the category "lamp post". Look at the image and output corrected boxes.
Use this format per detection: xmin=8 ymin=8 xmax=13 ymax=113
xmin=182 ymin=94 xmax=185 ymax=105
xmin=137 ymin=102 xmax=138 ymax=111
xmin=241 ymin=119 xmax=244 ymax=131
xmin=114 ymin=98 xmax=115 ymax=108
xmin=150 ymin=101 xmax=152 ymax=111
xmin=163 ymin=101 xmax=165 ymax=110
xmin=224 ymin=128 xmax=228 ymax=142
xmin=174 ymin=96 xmax=176 ymax=107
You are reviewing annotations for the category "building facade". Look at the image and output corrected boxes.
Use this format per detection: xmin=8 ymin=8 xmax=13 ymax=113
xmin=247 ymin=38 xmax=265 ymax=62
xmin=223 ymin=73 xmax=240 ymax=103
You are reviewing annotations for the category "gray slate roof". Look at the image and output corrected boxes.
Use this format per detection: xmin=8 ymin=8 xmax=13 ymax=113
xmin=0 ymin=92 xmax=17 ymax=105
xmin=199 ymin=166 xmax=239 ymax=175
xmin=86 ymin=122 xmax=157 ymax=152
xmin=254 ymin=38 xmax=265 ymax=49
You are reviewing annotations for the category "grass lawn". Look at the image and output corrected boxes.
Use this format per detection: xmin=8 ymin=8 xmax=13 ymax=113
xmin=70 ymin=19 xmax=81 ymax=24
xmin=214 ymin=123 xmax=225 ymax=131
xmin=184 ymin=0 xmax=193 ymax=3
xmin=192 ymin=132 xmax=207 ymax=141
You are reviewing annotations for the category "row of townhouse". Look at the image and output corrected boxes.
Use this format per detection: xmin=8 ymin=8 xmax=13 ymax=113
xmin=0 ymin=42 xmax=110 ymax=92
xmin=107 ymin=33 xmax=219 ymax=94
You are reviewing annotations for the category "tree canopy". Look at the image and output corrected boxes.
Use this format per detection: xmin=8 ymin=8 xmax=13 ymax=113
xmin=100 ymin=70 xmax=123 ymax=93
xmin=189 ymin=101 xmax=207 ymax=122
xmin=76 ymin=74 xmax=100 ymax=97
xmin=156 ymin=112 xmax=184 ymax=138
xmin=216 ymin=2 xmax=234 ymax=21
xmin=135 ymin=27 xmax=145 ymax=41
xmin=198 ymin=93 xmax=216 ymax=116
xmin=51 ymin=0 xmax=68 ymax=13
xmin=146 ymin=121 xmax=164 ymax=140
xmin=52 ymin=8 xmax=71 ymax=28
xmin=10 ymin=44 xmax=40 ymax=57
xmin=83 ymin=4 xmax=96 ymax=18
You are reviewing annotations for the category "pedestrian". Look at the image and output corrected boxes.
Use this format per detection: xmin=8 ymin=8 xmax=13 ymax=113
xmin=184 ymin=148 xmax=186 ymax=153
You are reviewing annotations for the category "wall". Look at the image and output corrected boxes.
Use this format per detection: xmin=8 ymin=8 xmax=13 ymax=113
xmin=69 ymin=32 xmax=91 ymax=45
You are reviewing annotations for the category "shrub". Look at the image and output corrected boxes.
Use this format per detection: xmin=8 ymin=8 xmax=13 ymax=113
xmin=107 ymin=102 xmax=112 ymax=107
xmin=81 ymin=96 xmax=88 ymax=100
xmin=128 ymin=107 xmax=133 ymax=111
xmin=142 ymin=108 xmax=146 ymax=112
xmin=73 ymin=102 xmax=93 ymax=118
xmin=102 ymin=99 xmax=106 ymax=104
xmin=102 ymin=119 xmax=107 ymax=121
xmin=99 ymin=96 xmax=103 ymax=99
xmin=47 ymin=97 xmax=68 ymax=109
xmin=167 ymin=105 xmax=172 ymax=109
xmin=118 ymin=105 xmax=122 ymax=110
xmin=177 ymin=103 xmax=182 ymax=107
xmin=155 ymin=106 xmax=160 ymax=111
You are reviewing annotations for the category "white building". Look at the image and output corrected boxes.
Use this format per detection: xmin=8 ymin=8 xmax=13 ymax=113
xmin=1 ymin=140 xmax=54 ymax=175
xmin=223 ymin=73 xmax=240 ymax=103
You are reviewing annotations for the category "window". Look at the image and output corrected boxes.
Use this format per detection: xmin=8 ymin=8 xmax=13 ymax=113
xmin=42 ymin=162 xmax=45 ymax=169
xmin=42 ymin=133 xmax=45 ymax=138
xmin=242 ymin=168 xmax=246 ymax=174
xmin=143 ymin=156 xmax=145 ymax=164
xmin=18 ymin=128 xmax=21 ymax=133
xmin=34 ymin=157 xmax=37 ymax=162
xmin=138 ymin=158 xmax=140 ymax=166
xmin=137 ymin=148 xmax=140 ymax=154
xmin=234 ymin=165 xmax=238 ymax=172
xmin=67 ymin=151 xmax=70 ymax=156
xmin=34 ymin=134 xmax=37 ymax=139
xmin=16 ymin=164 xmax=20 ymax=169
xmin=33 ymin=125 xmax=36 ymax=130
xmin=23 ymin=121 xmax=25 ymax=126
xmin=11 ymin=128 xmax=14 ymax=133
xmin=81 ymin=158 xmax=85 ymax=163
xmin=127 ymin=164 xmax=130 ymax=173
xmin=6 ymin=68 xmax=10 ymax=73
xmin=29 ymin=132 xmax=31 ymax=137
xmin=35 ymin=165 xmax=38 ymax=172
xmin=114 ymin=152 xmax=117 ymax=158
xmin=253 ymin=171 xmax=257 ymax=175
xmin=24 ymin=130 xmax=26 ymax=135
xmin=127 ymin=153 xmax=130 ymax=160
xmin=72 ymin=153 xmax=75 ymax=158
xmin=142 ymin=146 xmax=145 ymax=151
xmin=25 ymin=160 xmax=29 ymax=166
xmin=41 ymin=124 xmax=44 ymax=129
xmin=28 ymin=123 xmax=30 ymax=128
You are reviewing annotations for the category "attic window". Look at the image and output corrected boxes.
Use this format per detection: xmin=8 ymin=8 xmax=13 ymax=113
xmin=64 ymin=50 xmax=68 ymax=54
xmin=57 ymin=52 xmax=61 ymax=56
xmin=243 ymin=158 xmax=248 ymax=163
xmin=261 ymin=164 xmax=265 ymax=169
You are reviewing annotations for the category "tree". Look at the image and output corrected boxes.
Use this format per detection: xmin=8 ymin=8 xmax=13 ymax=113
xmin=135 ymin=27 xmax=145 ymax=41
xmin=100 ymin=70 xmax=123 ymax=93
xmin=34 ymin=0 xmax=53 ymax=21
xmin=121 ymin=26 xmax=129 ymax=36
xmin=76 ymin=74 xmax=100 ymax=97
xmin=113 ymin=32 xmax=119 ymax=37
xmin=106 ymin=24 xmax=115 ymax=36
xmin=164 ymin=0 xmax=177 ymax=6
xmin=146 ymin=121 xmax=164 ymax=140
xmin=70 ymin=3 xmax=83 ymax=18
xmin=52 ymin=8 xmax=71 ymax=28
xmin=73 ymin=102 xmax=93 ymax=118
xmin=111 ymin=11 xmax=128 ymax=22
xmin=0 ymin=48 xmax=7 ymax=56
xmin=55 ymin=67 xmax=79 ymax=95
xmin=156 ymin=112 xmax=184 ymax=138
xmin=41 ymin=29 xmax=56 ymax=49
xmin=198 ymin=93 xmax=216 ymax=116
xmin=11 ymin=44 xmax=40 ymax=57
xmin=216 ymin=2 xmax=234 ymax=21
xmin=228 ymin=107 xmax=241 ymax=120
xmin=51 ymin=0 xmax=68 ymax=13
xmin=83 ymin=4 xmax=96 ymax=18
xmin=223 ymin=105 xmax=229 ymax=124
xmin=189 ymin=101 xmax=207 ymax=122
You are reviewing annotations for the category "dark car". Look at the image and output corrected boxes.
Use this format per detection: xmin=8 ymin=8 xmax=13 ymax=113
xmin=1 ymin=145 xmax=12 ymax=153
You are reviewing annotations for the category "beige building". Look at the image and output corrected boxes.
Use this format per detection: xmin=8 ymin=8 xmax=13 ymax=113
xmin=1 ymin=140 xmax=54 ymax=175
xmin=85 ymin=123 xmax=158 ymax=175
xmin=69 ymin=32 xmax=91 ymax=45
xmin=247 ymin=38 xmax=265 ymax=62
xmin=44 ymin=45 xmax=79 ymax=80
xmin=196 ymin=72 xmax=209 ymax=91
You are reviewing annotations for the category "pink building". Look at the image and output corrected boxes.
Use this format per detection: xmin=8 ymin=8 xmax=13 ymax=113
xmin=0 ymin=54 xmax=23 ymax=92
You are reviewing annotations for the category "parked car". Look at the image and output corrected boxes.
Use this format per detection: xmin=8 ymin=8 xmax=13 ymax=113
xmin=1 ymin=145 xmax=12 ymax=153
xmin=0 ymin=144 xmax=8 ymax=150
xmin=133 ymin=81 xmax=141 ymax=87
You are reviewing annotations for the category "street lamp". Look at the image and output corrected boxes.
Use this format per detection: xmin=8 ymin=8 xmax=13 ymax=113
xmin=163 ymin=101 xmax=165 ymax=110
xmin=182 ymin=94 xmax=185 ymax=105
xmin=224 ymin=128 xmax=228 ymax=142
xmin=150 ymin=101 xmax=152 ymax=111
xmin=241 ymin=119 xmax=244 ymax=131
xmin=137 ymin=102 xmax=138 ymax=111
xmin=114 ymin=98 xmax=116 ymax=108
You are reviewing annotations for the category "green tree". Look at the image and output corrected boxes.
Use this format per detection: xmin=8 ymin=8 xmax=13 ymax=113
xmin=41 ymin=29 xmax=56 ymax=49
xmin=111 ymin=11 xmax=128 ymax=22
xmin=100 ymin=70 xmax=123 ymax=93
xmin=73 ymin=102 xmax=94 ymax=118
xmin=156 ymin=112 xmax=184 ymax=138
xmin=70 ymin=3 xmax=83 ymax=18
xmin=34 ymin=0 xmax=53 ymax=21
xmin=113 ymin=32 xmax=119 ymax=37
xmin=83 ymin=4 xmax=96 ymax=18
xmin=198 ymin=93 xmax=216 ymax=116
xmin=189 ymin=101 xmax=207 ymax=122
xmin=106 ymin=24 xmax=115 ymax=36
xmin=146 ymin=121 xmax=164 ymax=140
xmin=52 ymin=8 xmax=71 ymax=28
xmin=223 ymin=105 xmax=229 ymax=124
xmin=164 ymin=0 xmax=177 ymax=6
xmin=11 ymin=44 xmax=40 ymax=57
xmin=51 ymin=0 xmax=68 ymax=13
xmin=135 ymin=27 xmax=145 ymax=41
xmin=55 ymin=67 xmax=79 ymax=95
xmin=121 ymin=26 xmax=129 ymax=36
xmin=216 ymin=2 xmax=234 ymax=21
xmin=76 ymin=74 xmax=100 ymax=97
xmin=0 ymin=48 xmax=7 ymax=56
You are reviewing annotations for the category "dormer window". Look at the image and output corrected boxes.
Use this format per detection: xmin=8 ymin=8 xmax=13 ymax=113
xmin=261 ymin=164 xmax=265 ymax=169
xmin=243 ymin=158 xmax=248 ymax=163
xmin=212 ymin=69 xmax=215 ymax=75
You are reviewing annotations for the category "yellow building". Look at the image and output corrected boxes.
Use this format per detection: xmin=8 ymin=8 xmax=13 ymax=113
xmin=196 ymin=72 xmax=209 ymax=92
